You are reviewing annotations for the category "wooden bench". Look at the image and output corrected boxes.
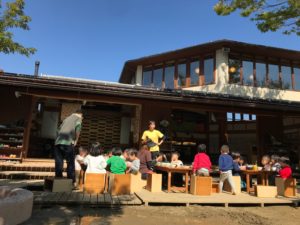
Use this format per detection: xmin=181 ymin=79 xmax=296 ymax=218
xmin=146 ymin=173 xmax=162 ymax=192
xmin=190 ymin=176 xmax=212 ymax=196
xmin=276 ymin=177 xmax=297 ymax=197
xmin=84 ymin=173 xmax=106 ymax=194
xmin=130 ymin=173 xmax=147 ymax=193
xmin=255 ymin=185 xmax=277 ymax=198
xmin=108 ymin=174 xmax=131 ymax=195
xmin=223 ymin=176 xmax=241 ymax=194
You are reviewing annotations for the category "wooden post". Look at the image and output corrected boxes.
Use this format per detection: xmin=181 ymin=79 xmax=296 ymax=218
xmin=174 ymin=60 xmax=179 ymax=89
xmin=186 ymin=59 xmax=191 ymax=87
xmin=23 ymin=96 xmax=36 ymax=159
xmin=240 ymin=54 xmax=243 ymax=85
xmin=199 ymin=57 xmax=204 ymax=86
xmin=253 ymin=57 xmax=257 ymax=87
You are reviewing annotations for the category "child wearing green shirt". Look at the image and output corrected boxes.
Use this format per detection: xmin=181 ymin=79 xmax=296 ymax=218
xmin=107 ymin=148 xmax=126 ymax=174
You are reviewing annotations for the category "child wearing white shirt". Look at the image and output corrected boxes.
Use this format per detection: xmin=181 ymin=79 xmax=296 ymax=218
xmin=74 ymin=147 xmax=88 ymax=188
xmin=83 ymin=142 xmax=107 ymax=174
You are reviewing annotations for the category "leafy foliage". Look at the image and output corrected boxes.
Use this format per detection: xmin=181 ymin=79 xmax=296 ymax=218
xmin=0 ymin=0 xmax=36 ymax=56
xmin=214 ymin=0 xmax=300 ymax=36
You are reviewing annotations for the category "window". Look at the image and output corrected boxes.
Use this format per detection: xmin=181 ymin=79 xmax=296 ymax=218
xmin=243 ymin=114 xmax=250 ymax=121
xmin=256 ymin=63 xmax=267 ymax=87
xmin=281 ymin=66 xmax=292 ymax=90
xmin=190 ymin=61 xmax=199 ymax=86
xmin=235 ymin=113 xmax=241 ymax=121
xmin=142 ymin=70 xmax=152 ymax=86
xmin=243 ymin=61 xmax=253 ymax=85
xmin=204 ymin=58 xmax=214 ymax=84
xmin=295 ymin=67 xmax=300 ymax=90
xmin=229 ymin=59 xmax=241 ymax=84
xmin=153 ymin=68 xmax=163 ymax=88
xmin=164 ymin=66 xmax=174 ymax=89
xmin=227 ymin=112 xmax=233 ymax=122
xmin=178 ymin=63 xmax=186 ymax=87
xmin=268 ymin=64 xmax=280 ymax=89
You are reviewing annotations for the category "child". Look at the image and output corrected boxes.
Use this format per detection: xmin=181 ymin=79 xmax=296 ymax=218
xmin=231 ymin=152 xmax=246 ymax=189
xmin=192 ymin=144 xmax=212 ymax=176
xmin=83 ymin=142 xmax=107 ymax=174
xmin=127 ymin=149 xmax=140 ymax=174
xmin=137 ymin=144 xmax=153 ymax=180
xmin=154 ymin=152 xmax=168 ymax=164
xmin=239 ymin=156 xmax=246 ymax=166
xmin=74 ymin=147 xmax=88 ymax=188
xmin=271 ymin=154 xmax=281 ymax=172
xmin=218 ymin=145 xmax=236 ymax=195
xmin=261 ymin=155 xmax=271 ymax=171
xmin=103 ymin=148 xmax=113 ymax=161
xmin=278 ymin=156 xmax=292 ymax=179
xmin=170 ymin=151 xmax=183 ymax=167
xmin=106 ymin=147 xmax=127 ymax=174
xmin=120 ymin=148 xmax=129 ymax=161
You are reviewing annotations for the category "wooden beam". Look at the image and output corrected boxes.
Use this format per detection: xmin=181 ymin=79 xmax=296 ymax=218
xmin=23 ymin=96 xmax=36 ymax=159
xmin=199 ymin=57 xmax=204 ymax=86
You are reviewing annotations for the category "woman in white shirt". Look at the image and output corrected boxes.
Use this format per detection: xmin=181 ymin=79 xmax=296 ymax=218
xmin=83 ymin=142 xmax=107 ymax=174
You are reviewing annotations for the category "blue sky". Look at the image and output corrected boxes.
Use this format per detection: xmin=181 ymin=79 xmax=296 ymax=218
xmin=0 ymin=0 xmax=299 ymax=82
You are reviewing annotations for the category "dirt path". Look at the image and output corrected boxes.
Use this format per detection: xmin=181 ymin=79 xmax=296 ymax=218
xmin=22 ymin=205 xmax=300 ymax=225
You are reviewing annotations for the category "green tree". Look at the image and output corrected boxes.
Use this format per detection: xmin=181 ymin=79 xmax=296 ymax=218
xmin=0 ymin=0 xmax=36 ymax=57
xmin=214 ymin=0 xmax=300 ymax=36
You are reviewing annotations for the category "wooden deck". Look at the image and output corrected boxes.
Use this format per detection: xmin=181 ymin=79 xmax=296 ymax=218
xmin=135 ymin=189 xmax=300 ymax=207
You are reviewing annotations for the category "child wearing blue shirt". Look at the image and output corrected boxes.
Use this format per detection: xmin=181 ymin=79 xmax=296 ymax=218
xmin=218 ymin=145 xmax=236 ymax=195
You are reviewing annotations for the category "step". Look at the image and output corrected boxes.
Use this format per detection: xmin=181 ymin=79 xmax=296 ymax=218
xmin=0 ymin=171 xmax=66 ymax=180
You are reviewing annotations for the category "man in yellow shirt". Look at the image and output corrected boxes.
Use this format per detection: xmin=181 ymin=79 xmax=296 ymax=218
xmin=141 ymin=121 xmax=165 ymax=159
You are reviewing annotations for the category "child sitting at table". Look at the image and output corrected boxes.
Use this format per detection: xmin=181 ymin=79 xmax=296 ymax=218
xmin=103 ymin=148 xmax=113 ymax=161
xmin=74 ymin=146 xmax=88 ymax=189
xmin=278 ymin=156 xmax=292 ymax=179
xmin=83 ymin=142 xmax=107 ymax=174
xmin=120 ymin=148 xmax=129 ymax=161
xmin=106 ymin=147 xmax=127 ymax=174
xmin=261 ymin=155 xmax=271 ymax=171
xmin=271 ymin=154 xmax=281 ymax=172
xmin=170 ymin=151 xmax=183 ymax=167
xmin=127 ymin=148 xmax=140 ymax=175
xmin=231 ymin=152 xmax=246 ymax=189
xmin=192 ymin=144 xmax=211 ymax=177
xmin=218 ymin=145 xmax=236 ymax=195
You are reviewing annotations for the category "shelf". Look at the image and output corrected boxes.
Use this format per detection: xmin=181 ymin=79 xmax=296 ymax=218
xmin=0 ymin=147 xmax=23 ymax=151
xmin=0 ymin=134 xmax=23 ymax=138
xmin=0 ymin=140 xmax=23 ymax=144
xmin=0 ymin=127 xmax=24 ymax=131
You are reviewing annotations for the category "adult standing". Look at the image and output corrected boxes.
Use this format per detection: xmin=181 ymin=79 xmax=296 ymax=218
xmin=141 ymin=121 xmax=165 ymax=159
xmin=54 ymin=109 xmax=83 ymax=184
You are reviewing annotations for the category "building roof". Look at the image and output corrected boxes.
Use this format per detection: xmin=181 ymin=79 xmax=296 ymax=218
xmin=1 ymin=72 xmax=300 ymax=114
xmin=119 ymin=39 xmax=300 ymax=83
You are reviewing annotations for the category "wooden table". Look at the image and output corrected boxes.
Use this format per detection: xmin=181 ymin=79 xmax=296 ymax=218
xmin=155 ymin=166 xmax=192 ymax=193
xmin=241 ymin=170 xmax=275 ymax=193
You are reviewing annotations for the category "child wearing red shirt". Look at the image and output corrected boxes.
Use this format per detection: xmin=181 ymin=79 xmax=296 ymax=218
xmin=192 ymin=144 xmax=212 ymax=176
xmin=279 ymin=156 xmax=292 ymax=179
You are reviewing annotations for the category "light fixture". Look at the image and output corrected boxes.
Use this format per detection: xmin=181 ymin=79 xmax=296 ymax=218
xmin=229 ymin=66 xmax=236 ymax=73
xmin=83 ymin=100 xmax=87 ymax=105
xmin=249 ymin=74 xmax=254 ymax=80
xmin=195 ymin=67 xmax=200 ymax=74
xmin=14 ymin=91 xmax=21 ymax=98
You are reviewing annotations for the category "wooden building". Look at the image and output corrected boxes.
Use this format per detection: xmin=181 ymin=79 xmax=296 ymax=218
xmin=0 ymin=40 xmax=300 ymax=165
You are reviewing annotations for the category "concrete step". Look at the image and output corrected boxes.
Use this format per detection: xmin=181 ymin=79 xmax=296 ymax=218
xmin=0 ymin=171 xmax=66 ymax=180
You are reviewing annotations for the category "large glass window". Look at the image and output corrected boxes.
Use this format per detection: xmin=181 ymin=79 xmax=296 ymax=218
xmin=178 ymin=63 xmax=186 ymax=87
xmin=256 ymin=63 xmax=267 ymax=87
xmin=268 ymin=64 xmax=280 ymax=89
xmin=295 ymin=67 xmax=300 ymax=90
xmin=190 ymin=61 xmax=199 ymax=86
xmin=281 ymin=66 xmax=292 ymax=90
xmin=204 ymin=58 xmax=214 ymax=84
xmin=164 ymin=66 xmax=174 ymax=89
xmin=142 ymin=70 xmax=152 ymax=86
xmin=243 ymin=61 xmax=253 ymax=85
xmin=153 ymin=68 xmax=163 ymax=88
xmin=229 ymin=59 xmax=241 ymax=84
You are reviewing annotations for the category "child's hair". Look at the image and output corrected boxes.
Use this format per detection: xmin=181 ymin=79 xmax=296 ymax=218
xmin=197 ymin=144 xmax=206 ymax=153
xmin=220 ymin=145 xmax=230 ymax=154
xmin=271 ymin=154 xmax=280 ymax=162
xmin=122 ymin=148 xmax=129 ymax=154
xmin=128 ymin=148 xmax=138 ymax=157
xmin=78 ymin=146 xmax=88 ymax=154
xmin=262 ymin=155 xmax=271 ymax=161
xmin=172 ymin=151 xmax=180 ymax=158
xmin=89 ymin=142 xmax=102 ymax=157
xmin=149 ymin=120 xmax=155 ymax=126
xmin=112 ymin=147 xmax=122 ymax=156
xmin=157 ymin=152 xmax=167 ymax=161
xmin=231 ymin=152 xmax=241 ymax=160
xmin=279 ymin=156 xmax=290 ymax=165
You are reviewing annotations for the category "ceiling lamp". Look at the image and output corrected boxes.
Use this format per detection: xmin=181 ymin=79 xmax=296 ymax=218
xmin=195 ymin=67 xmax=200 ymax=74
xmin=229 ymin=66 xmax=236 ymax=73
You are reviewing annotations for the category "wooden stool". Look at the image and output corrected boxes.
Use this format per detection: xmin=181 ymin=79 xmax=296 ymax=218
xmin=224 ymin=176 xmax=241 ymax=194
xmin=255 ymin=185 xmax=277 ymax=198
xmin=212 ymin=182 xmax=219 ymax=193
xmin=108 ymin=174 xmax=131 ymax=195
xmin=190 ymin=175 xmax=212 ymax=196
xmin=44 ymin=178 xmax=73 ymax=192
xmin=84 ymin=173 xmax=106 ymax=194
xmin=130 ymin=173 xmax=146 ymax=193
xmin=146 ymin=173 xmax=162 ymax=192
xmin=276 ymin=178 xmax=297 ymax=197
